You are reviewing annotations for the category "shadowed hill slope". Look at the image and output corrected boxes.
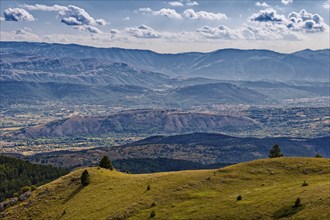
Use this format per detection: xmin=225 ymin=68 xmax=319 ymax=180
xmin=23 ymin=133 xmax=329 ymax=169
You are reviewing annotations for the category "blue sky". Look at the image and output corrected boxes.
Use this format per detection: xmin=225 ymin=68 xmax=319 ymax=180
xmin=1 ymin=0 xmax=329 ymax=53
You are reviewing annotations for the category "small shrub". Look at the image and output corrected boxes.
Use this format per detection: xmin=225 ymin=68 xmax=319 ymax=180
xmin=13 ymin=192 xmax=20 ymax=197
xmin=31 ymin=185 xmax=37 ymax=191
xmin=315 ymin=154 xmax=322 ymax=158
xmin=150 ymin=211 xmax=156 ymax=218
xmin=206 ymin=176 xmax=211 ymax=180
xmin=151 ymin=202 xmax=156 ymax=207
xmin=293 ymin=198 xmax=302 ymax=207
xmin=147 ymin=185 xmax=151 ymax=191
xmin=237 ymin=195 xmax=242 ymax=201
xmin=21 ymin=186 xmax=31 ymax=193
xmin=301 ymin=180 xmax=308 ymax=187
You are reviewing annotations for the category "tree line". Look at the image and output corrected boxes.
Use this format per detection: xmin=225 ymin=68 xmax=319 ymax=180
xmin=0 ymin=155 xmax=68 ymax=201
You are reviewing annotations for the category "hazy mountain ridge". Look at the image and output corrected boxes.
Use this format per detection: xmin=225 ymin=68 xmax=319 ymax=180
xmin=0 ymin=56 xmax=171 ymax=88
xmin=175 ymin=83 xmax=270 ymax=104
xmin=1 ymin=41 xmax=329 ymax=82
xmin=1 ymin=42 xmax=329 ymax=109
xmin=0 ymin=80 xmax=272 ymax=107
xmin=0 ymin=81 xmax=153 ymax=106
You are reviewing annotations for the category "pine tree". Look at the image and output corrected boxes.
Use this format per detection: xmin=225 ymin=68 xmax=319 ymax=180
xmin=81 ymin=170 xmax=90 ymax=186
xmin=99 ymin=156 xmax=113 ymax=170
xmin=269 ymin=144 xmax=283 ymax=158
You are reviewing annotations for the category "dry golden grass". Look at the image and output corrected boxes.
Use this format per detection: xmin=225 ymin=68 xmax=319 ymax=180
xmin=3 ymin=157 xmax=330 ymax=220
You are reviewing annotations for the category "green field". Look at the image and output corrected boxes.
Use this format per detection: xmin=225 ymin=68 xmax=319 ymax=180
xmin=2 ymin=158 xmax=330 ymax=220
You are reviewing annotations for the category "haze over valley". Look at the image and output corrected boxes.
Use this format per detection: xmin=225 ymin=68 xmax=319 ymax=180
xmin=1 ymin=42 xmax=329 ymax=159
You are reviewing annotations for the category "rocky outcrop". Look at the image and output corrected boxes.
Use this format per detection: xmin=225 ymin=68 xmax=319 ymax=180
xmin=0 ymin=191 xmax=32 ymax=213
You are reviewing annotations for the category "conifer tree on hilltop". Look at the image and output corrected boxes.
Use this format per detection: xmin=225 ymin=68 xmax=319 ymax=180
xmin=99 ymin=156 xmax=113 ymax=170
xmin=81 ymin=170 xmax=90 ymax=186
xmin=269 ymin=144 xmax=284 ymax=158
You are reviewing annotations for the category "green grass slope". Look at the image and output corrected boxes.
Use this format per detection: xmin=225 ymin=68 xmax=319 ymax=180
xmin=2 ymin=158 xmax=330 ymax=220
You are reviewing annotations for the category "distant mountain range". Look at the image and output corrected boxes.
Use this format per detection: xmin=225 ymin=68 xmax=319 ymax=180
xmin=0 ymin=80 xmax=272 ymax=107
xmin=0 ymin=57 xmax=171 ymax=88
xmin=1 ymin=41 xmax=329 ymax=82
xmin=1 ymin=42 xmax=329 ymax=108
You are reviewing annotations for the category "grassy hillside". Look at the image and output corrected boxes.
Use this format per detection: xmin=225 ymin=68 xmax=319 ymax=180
xmin=2 ymin=158 xmax=330 ymax=220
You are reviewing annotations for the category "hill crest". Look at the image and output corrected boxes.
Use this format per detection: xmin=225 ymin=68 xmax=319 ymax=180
xmin=2 ymin=158 xmax=330 ymax=220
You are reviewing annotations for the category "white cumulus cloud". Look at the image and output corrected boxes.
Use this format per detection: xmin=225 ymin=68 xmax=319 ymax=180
xmin=168 ymin=1 xmax=199 ymax=7
xmin=3 ymin=8 xmax=35 ymax=21
xmin=323 ymin=0 xmax=330 ymax=9
xmin=168 ymin=1 xmax=184 ymax=7
xmin=287 ymin=9 xmax=328 ymax=33
xmin=58 ymin=5 xmax=107 ymax=26
xmin=126 ymin=25 xmax=161 ymax=38
xmin=137 ymin=8 xmax=182 ymax=19
xmin=183 ymin=9 xmax=227 ymax=20
xmin=20 ymin=4 xmax=107 ymax=34
xmin=75 ymin=25 xmax=103 ymax=34
xmin=153 ymin=8 xmax=182 ymax=19
xmin=250 ymin=8 xmax=286 ymax=22
xmin=197 ymin=8 xmax=328 ymax=41
xmin=110 ymin=29 xmax=120 ymax=34
xmin=95 ymin=19 xmax=107 ymax=26
xmin=197 ymin=23 xmax=303 ymax=41
xmin=255 ymin=2 xmax=269 ymax=7
xmin=1 ymin=27 xmax=40 ymax=41
xmin=247 ymin=7 xmax=329 ymax=41
xmin=186 ymin=0 xmax=199 ymax=6
xmin=281 ymin=0 xmax=293 ymax=5
xmin=22 ymin=4 xmax=67 ymax=11
xmin=137 ymin=8 xmax=153 ymax=14
xmin=251 ymin=8 xmax=328 ymax=33
xmin=197 ymin=25 xmax=242 ymax=40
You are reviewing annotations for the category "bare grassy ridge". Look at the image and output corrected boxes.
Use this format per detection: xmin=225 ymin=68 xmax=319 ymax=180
xmin=16 ymin=110 xmax=258 ymax=138
xmin=3 ymin=158 xmax=330 ymax=220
